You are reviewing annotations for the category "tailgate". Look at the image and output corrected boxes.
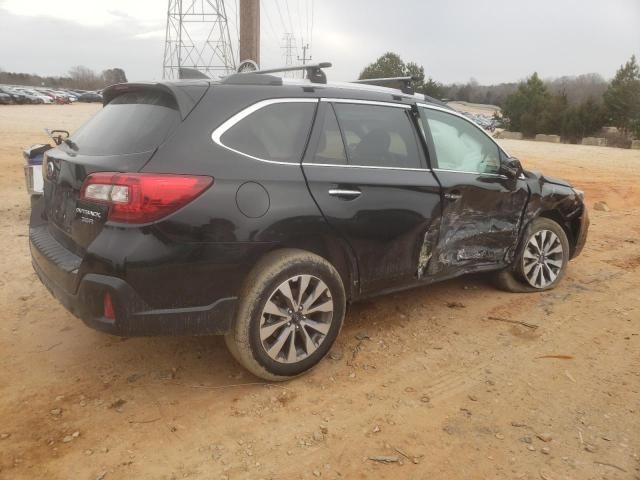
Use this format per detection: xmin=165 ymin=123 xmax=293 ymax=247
xmin=40 ymin=86 xmax=193 ymax=252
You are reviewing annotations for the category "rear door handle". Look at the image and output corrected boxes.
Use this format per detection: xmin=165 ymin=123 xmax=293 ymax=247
xmin=328 ymin=188 xmax=362 ymax=200
xmin=444 ymin=191 xmax=462 ymax=201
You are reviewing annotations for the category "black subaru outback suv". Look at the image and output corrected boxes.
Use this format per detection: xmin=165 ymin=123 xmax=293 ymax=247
xmin=30 ymin=65 xmax=588 ymax=380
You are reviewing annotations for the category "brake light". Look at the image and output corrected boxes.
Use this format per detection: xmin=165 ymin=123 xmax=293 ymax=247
xmin=103 ymin=292 xmax=115 ymax=320
xmin=81 ymin=172 xmax=213 ymax=224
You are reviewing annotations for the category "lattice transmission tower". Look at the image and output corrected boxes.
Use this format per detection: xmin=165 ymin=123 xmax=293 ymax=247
xmin=163 ymin=0 xmax=237 ymax=79
xmin=281 ymin=33 xmax=297 ymax=78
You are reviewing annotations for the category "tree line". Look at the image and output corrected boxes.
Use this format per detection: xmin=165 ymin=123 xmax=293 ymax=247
xmin=359 ymin=52 xmax=640 ymax=143
xmin=0 ymin=66 xmax=128 ymax=90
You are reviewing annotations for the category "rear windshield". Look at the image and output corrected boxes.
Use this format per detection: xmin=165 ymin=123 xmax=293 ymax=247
xmin=70 ymin=90 xmax=181 ymax=155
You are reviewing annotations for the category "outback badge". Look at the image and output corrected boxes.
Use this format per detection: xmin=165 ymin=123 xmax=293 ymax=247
xmin=75 ymin=201 xmax=106 ymax=225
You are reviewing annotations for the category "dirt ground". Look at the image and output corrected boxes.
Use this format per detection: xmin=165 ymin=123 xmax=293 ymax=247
xmin=0 ymin=104 xmax=639 ymax=480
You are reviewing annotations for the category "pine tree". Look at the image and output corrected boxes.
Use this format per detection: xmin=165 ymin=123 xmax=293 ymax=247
xmin=502 ymin=73 xmax=551 ymax=136
xmin=604 ymin=55 xmax=640 ymax=136
xmin=359 ymin=53 xmax=406 ymax=80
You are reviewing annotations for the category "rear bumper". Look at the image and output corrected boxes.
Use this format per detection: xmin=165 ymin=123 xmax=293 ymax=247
xmin=30 ymin=226 xmax=237 ymax=337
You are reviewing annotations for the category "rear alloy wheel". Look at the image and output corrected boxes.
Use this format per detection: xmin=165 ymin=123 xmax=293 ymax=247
xmin=260 ymin=275 xmax=334 ymax=364
xmin=225 ymin=249 xmax=345 ymax=381
xmin=494 ymin=217 xmax=570 ymax=293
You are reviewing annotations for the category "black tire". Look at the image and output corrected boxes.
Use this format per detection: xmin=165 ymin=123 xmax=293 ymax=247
xmin=495 ymin=217 xmax=570 ymax=293
xmin=225 ymin=249 xmax=346 ymax=381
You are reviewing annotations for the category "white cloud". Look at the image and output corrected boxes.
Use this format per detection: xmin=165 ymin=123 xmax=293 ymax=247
xmin=1 ymin=0 xmax=164 ymax=27
xmin=135 ymin=29 xmax=166 ymax=40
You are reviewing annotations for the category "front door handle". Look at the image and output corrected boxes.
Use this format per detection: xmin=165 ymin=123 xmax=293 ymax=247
xmin=328 ymin=188 xmax=362 ymax=200
xmin=444 ymin=191 xmax=462 ymax=201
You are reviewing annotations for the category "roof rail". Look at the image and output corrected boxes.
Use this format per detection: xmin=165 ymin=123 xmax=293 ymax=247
xmin=352 ymin=76 xmax=417 ymax=95
xmin=250 ymin=62 xmax=332 ymax=84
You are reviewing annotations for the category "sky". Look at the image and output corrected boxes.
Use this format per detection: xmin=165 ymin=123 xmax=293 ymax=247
xmin=0 ymin=0 xmax=638 ymax=85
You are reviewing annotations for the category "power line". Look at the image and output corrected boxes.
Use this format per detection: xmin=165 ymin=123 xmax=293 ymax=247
xmin=273 ymin=0 xmax=289 ymax=34
xmin=226 ymin=0 xmax=240 ymax=48
xmin=310 ymin=0 xmax=314 ymax=48
xmin=305 ymin=0 xmax=310 ymax=47
xmin=283 ymin=1 xmax=299 ymax=57
xmin=294 ymin=0 xmax=305 ymax=55
xmin=261 ymin=0 xmax=317 ymax=69
xmin=235 ymin=0 xmax=240 ymax=42
xmin=260 ymin=0 xmax=281 ymax=48
xmin=283 ymin=0 xmax=295 ymax=34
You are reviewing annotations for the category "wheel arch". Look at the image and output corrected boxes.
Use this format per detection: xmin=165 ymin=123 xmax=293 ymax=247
xmin=263 ymin=235 xmax=358 ymax=302
xmin=538 ymin=209 xmax=576 ymax=256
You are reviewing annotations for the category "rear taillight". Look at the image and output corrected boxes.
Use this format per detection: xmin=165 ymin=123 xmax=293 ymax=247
xmin=80 ymin=172 xmax=213 ymax=224
xmin=103 ymin=292 xmax=115 ymax=320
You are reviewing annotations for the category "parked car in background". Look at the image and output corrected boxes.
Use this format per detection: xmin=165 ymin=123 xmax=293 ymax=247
xmin=11 ymin=87 xmax=44 ymax=104
xmin=461 ymin=111 xmax=496 ymax=132
xmin=0 ymin=86 xmax=27 ymax=104
xmin=52 ymin=90 xmax=75 ymax=102
xmin=62 ymin=91 xmax=79 ymax=102
xmin=14 ymin=87 xmax=52 ymax=104
xmin=0 ymin=91 xmax=13 ymax=104
xmin=77 ymin=92 xmax=102 ymax=102
xmin=30 ymin=70 xmax=589 ymax=381
xmin=38 ymin=89 xmax=69 ymax=104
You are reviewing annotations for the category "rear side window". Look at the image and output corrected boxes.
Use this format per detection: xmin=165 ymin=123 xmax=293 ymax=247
xmin=71 ymin=90 xmax=181 ymax=155
xmin=332 ymin=103 xmax=421 ymax=168
xmin=220 ymin=102 xmax=316 ymax=163
xmin=309 ymin=104 xmax=347 ymax=165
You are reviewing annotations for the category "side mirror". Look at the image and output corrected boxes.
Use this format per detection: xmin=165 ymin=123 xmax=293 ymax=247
xmin=502 ymin=157 xmax=523 ymax=179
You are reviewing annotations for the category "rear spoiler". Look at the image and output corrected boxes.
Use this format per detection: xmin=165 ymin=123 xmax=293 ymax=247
xmin=102 ymin=81 xmax=210 ymax=120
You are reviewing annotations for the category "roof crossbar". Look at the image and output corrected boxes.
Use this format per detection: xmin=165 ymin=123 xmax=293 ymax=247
xmin=250 ymin=62 xmax=332 ymax=84
xmin=352 ymin=76 xmax=418 ymax=95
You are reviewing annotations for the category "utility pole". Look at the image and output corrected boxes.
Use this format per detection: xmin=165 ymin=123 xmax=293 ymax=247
xmin=297 ymin=43 xmax=311 ymax=65
xmin=239 ymin=0 xmax=260 ymax=66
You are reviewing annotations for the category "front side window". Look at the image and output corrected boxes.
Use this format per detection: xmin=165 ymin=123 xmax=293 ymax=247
xmin=220 ymin=102 xmax=316 ymax=163
xmin=332 ymin=103 xmax=421 ymax=169
xmin=420 ymin=108 xmax=501 ymax=174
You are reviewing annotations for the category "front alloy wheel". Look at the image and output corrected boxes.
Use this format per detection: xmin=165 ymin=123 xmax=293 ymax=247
xmin=494 ymin=217 xmax=571 ymax=293
xmin=522 ymin=229 xmax=564 ymax=288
